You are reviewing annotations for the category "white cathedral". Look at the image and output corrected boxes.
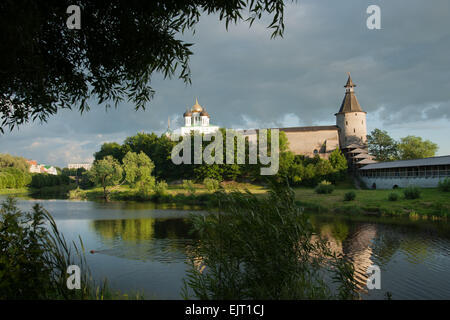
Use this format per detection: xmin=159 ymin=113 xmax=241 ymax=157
xmin=180 ymin=98 xmax=220 ymax=135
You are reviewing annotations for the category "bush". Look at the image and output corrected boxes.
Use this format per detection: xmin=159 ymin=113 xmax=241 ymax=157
xmin=68 ymin=187 xmax=87 ymax=200
xmin=182 ymin=183 xmax=359 ymax=300
xmin=403 ymin=186 xmax=421 ymax=199
xmin=388 ymin=192 xmax=399 ymax=201
xmin=344 ymin=191 xmax=356 ymax=201
xmin=0 ymin=197 xmax=107 ymax=299
xmin=438 ymin=178 xmax=450 ymax=192
xmin=154 ymin=180 xmax=168 ymax=196
xmin=182 ymin=179 xmax=196 ymax=195
xmin=203 ymin=178 xmax=220 ymax=192
xmin=315 ymin=180 xmax=334 ymax=194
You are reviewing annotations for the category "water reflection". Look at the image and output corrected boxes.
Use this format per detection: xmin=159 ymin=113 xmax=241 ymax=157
xmin=311 ymin=215 xmax=450 ymax=299
xmin=3 ymin=196 xmax=450 ymax=299
xmin=90 ymin=218 xmax=193 ymax=263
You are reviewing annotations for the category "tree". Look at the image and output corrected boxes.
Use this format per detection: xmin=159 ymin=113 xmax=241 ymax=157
xmin=329 ymin=149 xmax=347 ymax=172
xmin=88 ymin=156 xmax=123 ymax=200
xmin=94 ymin=142 xmax=130 ymax=163
xmin=397 ymin=136 xmax=438 ymax=160
xmin=1 ymin=0 xmax=288 ymax=132
xmin=0 ymin=153 xmax=30 ymax=172
xmin=328 ymin=149 xmax=348 ymax=181
xmin=367 ymin=129 xmax=398 ymax=161
xmin=122 ymin=151 xmax=155 ymax=197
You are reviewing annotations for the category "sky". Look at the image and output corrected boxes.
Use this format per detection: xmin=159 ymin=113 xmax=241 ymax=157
xmin=2 ymin=0 xmax=450 ymax=167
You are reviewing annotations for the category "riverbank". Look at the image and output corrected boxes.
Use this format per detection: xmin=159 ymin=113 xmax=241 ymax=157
xmin=2 ymin=182 xmax=449 ymax=218
xmin=67 ymin=182 xmax=267 ymax=207
xmin=294 ymin=186 xmax=450 ymax=218
xmin=0 ymin=184 xmax=77 ymax=198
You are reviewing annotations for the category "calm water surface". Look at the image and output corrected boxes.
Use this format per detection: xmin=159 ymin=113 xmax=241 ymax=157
xmin=4 ymin=196 xmax=450 ymax=299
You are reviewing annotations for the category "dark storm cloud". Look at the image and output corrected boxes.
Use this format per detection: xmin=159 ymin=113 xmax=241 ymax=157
xmin=1 ymin=0 xmax=450 ymax=166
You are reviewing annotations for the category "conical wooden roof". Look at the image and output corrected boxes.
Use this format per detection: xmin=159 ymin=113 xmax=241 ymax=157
xmin=337 ymin=74 xmax=364 ymax=113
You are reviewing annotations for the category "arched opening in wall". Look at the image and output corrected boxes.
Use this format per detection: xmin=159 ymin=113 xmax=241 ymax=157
xmin=372 ymin=183 xmax=377 ymax=190
xmin=393 ymin=185 xmax=399 ymax=189
xmin=313 ymin=149 xmax=318 ymax=155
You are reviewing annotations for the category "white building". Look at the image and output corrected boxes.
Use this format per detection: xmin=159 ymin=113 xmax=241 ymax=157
xmin=68 ymin=163 xmax=92 ymax=170
xmin=180 ymin=98 xmax=219 ymax=135
xmin=27 ymin=160 xmax=58 ymax=175
xmin=359 ymin=156 xmax=450 ymax=189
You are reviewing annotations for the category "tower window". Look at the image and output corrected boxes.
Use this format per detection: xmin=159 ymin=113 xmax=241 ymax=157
xmin=346 ymin=121 xmax=348 ymax=125
xmin=354 ymin=128 xmax=355 ymax=133
xmin=362 ymin=120 xmax=364 ymax=124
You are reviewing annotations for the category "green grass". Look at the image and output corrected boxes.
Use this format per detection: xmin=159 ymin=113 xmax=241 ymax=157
xmin=293 ymin=186 xmax=450 ymax=218
xmin=5 ymin=180 xmax=449 ymax=218
xmin=0 ymin=187 xmax=30 ymax=195
xmin=69 ymin=182 xmax=267 ymax=201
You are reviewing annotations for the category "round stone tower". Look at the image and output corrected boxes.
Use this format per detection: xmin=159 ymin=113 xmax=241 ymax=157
xmin=335 ymin=73 xmax=367 ymax=148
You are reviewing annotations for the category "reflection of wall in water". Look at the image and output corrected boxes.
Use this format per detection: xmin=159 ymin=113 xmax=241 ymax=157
xmin=320 ymin=222 xmax=377 ymax=290
xmin=343 ymin=224 xmax=377 ymax=276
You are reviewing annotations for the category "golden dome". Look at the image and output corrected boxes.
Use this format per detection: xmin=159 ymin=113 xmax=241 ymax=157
xmin=183 ymin=108 xmax=192 ymax=117
xmin=191 ymin=98 xmax=203 ymax=113
xmin=200 ymin=108 xmax=210 ymax=117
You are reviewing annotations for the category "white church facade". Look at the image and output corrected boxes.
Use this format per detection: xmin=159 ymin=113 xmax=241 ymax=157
xmin=180 ymin=98 xmax=220 ymax=136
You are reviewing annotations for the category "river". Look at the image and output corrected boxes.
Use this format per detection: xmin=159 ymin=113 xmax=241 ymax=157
xmin=3 ymin=196 xmax=450 ymax=299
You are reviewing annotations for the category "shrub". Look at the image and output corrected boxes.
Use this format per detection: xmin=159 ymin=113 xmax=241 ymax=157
xmin=315 ymin=180 xmax=334 ymax=194
xmin=403 ymin=186 xmax=421 ymax=199
xmin=388 ymin=192 xmax=399 ymax=201
xmin=438 ymin=178 xmax=450 ymax=192
xmin=182 ymin=179 xmax=196 ymax=195
xmin=182 ymin=183 xmax=359 ymax=300
xmin=344 ymin=191 xmax=356 ymax=201
xmin=203 ymin=178 xmax=220 ymax=192
xmin=0 ymin=197 xmax=111 ymax=299
xmin=154 ymin=180 xmax=168 ymax=196
xmin=68 ymin=187 xmax=87 ymax=200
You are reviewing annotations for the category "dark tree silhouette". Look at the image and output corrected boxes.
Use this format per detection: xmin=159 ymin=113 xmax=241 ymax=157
xmin=0 ymin=0 xmax=289 ymax=132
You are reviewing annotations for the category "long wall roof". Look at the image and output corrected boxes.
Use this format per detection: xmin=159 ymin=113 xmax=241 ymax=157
xmin=279 ymin=125 xmax=339 ymax=132
xmin=360 ymin=155 xmax=450 ymax=170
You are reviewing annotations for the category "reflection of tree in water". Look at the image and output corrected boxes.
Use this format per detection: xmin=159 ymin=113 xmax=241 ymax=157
xmin=371 ymin=226 xmax=433 ymax=265
xmin=369 ymin=233 xmax=401 ymax=266
xmin=92 ymin=219 xmax=155 ymax=242
xmin=90 ymin=218 xmax=193 ymax=262
xmin=399 ymin=239 xmax=433 ymax=264
xmin=318 ymin=220 xmax=349 ymax=244
xmin=153 ymin=219 xmax=192 ymax=239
